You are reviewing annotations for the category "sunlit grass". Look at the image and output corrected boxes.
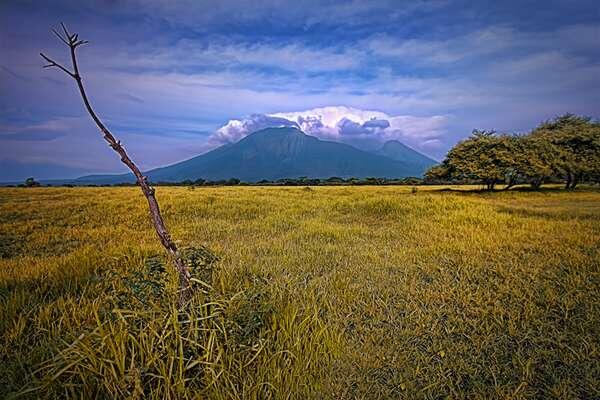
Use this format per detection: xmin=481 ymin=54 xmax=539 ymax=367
xmin=1 ymin=185 xmax=599 ymax=398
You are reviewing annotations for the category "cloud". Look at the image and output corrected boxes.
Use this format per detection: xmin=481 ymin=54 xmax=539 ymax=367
xmin=273 ymin=107 xmax=448 ymax=146
xmin=205 ymin=42 xmax=359 ymax=73
xmin=114 ymin=0 xmax=448 ymax=34
xmin=104 ymin=39 xmax=360 ymax=74
xmin=362 ymin=26 xmax=520 ymax=66
xmin=210 ymin=114 xmax=299 ymax=146
xmin=117 ymin=93 xmax=145 ymax=104
xmin=363 ymin=23 xmax=600 ymax=69
xmin=209 ymin=106 xmax=448 ymax=153
xmin=0 ymin=117 xmax=75 ymax=141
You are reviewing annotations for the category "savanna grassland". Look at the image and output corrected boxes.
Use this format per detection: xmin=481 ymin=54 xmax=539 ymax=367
xmin=1 ymin=185 xmax=599 ymax=399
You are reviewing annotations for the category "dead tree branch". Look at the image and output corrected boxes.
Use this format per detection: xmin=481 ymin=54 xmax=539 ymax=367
xmin=41 ymin=23 xmax=193 ymax=306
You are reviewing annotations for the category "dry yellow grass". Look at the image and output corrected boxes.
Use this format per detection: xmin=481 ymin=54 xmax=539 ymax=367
xmin=1 ymin=185 xmax=599 ymax=399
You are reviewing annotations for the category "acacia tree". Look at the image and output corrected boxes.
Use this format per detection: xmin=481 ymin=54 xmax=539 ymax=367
xmin=531 ymin=114 xmax=600 ymax=189
xmin=424 ymin=164 xmax=451 ymax=183
xmin=438 ymin=130 xmax=516 ymax=190
xmin=40 ymin=24 xmax=193 ymax=306
xmin=495 ymin=134 xmax=522 ymax=190
xmin=512 ymin=135 xmax=556 ymax=189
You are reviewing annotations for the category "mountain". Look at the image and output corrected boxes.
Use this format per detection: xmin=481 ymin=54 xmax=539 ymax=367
xmin=75 ymin=127 xmax=431 ymax=184
xmin=373 ymin=140 xmax=437 ymax=171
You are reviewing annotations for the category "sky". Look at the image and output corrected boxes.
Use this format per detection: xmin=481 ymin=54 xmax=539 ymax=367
xmin=0 ymin=0 xmax=599 ymax=181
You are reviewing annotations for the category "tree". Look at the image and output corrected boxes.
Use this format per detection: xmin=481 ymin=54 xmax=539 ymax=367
xmin=495 ymin=134 xmax=522 ymax=189
xmin=40 ymin=24 xmax=193 ymax=306
xmin=439 ymin=130 xmax=513 ymax=190
xmin=424 ymin=164 xmax=450 ymax=183
xmin=512 ymin=135 xmax=555 ymax=189
xmin=532 ymin=114 xmax=600 ymax=189
xmin=24 ymin=177 xmax=41 ymax=187
xmin=427 ymin=114 xmax=599 ymax=190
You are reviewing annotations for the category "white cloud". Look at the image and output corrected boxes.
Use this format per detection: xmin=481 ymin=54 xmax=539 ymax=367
xmin=209 ymin=106 xmax=448 ymax=153
xmin=209 ymin=114 xmax=299 ymax=146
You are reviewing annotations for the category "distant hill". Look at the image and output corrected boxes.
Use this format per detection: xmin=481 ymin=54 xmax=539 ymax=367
xmin=74 ymin=127 xmax=434 ymax=184
xmin=373 ymin=140 xmax=437 ymax=171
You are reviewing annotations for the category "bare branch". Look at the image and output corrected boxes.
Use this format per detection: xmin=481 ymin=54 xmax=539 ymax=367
xmin=39 ymin=52 xmax=75 ymax=78
xmin=51 ymin=28 xmax=69 ymax=46
xmin=40 ymin=23 xmax=195 ymax=306
xmin=74 ymin=39 xmax=89 ymax=48
xmin=60 ymin=22 xmax=71 ymax=42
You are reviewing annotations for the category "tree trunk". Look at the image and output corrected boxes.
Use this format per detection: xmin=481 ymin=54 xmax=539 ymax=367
xmin=41 ymin=25 xmax=193 ymax=306
xmin=71 ymin=52 xmax=192 ymax=306
xmin=571 ymin=174 xmax=580 ymax=189
xmin=530 ymin=177 xmax=542 ymax=190
xmin=565 ymin=172 xmax=573 ymax=189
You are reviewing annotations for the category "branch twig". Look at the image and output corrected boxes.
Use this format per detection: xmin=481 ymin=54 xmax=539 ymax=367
xmin=39 ymin=53 xmax=75 ymax=78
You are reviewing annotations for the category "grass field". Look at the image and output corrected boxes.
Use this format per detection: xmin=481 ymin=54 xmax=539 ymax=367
xmin=1 ymin=185 xmax=599 ymax=399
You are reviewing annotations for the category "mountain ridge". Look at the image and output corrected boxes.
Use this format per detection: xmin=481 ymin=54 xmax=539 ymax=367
xmin=73 ymin=127 xmax=435 ymax=184
xmin=374 ymin=139 xmax=437 ymax=169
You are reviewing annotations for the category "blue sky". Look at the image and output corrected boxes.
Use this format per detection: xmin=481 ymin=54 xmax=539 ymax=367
xmin=1 ymin=0 xmax=599 ymax=180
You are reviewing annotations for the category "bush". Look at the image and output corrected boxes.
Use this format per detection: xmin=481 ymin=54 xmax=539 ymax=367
xmin=24 ymin=177 xmax=40 ymax=187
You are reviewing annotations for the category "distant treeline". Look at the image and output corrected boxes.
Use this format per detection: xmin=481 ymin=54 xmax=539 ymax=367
xmin=17 ymin=176 xmax=425 ymax=188
xmin=174 ymin=176 xmax=426 ymax=186
xmin=425 ymin=114 xmax=600 ymax=190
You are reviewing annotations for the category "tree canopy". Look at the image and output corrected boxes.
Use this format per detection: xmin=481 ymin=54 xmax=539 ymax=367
xmin=426 ymin=114 xmax=600 ymax=190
